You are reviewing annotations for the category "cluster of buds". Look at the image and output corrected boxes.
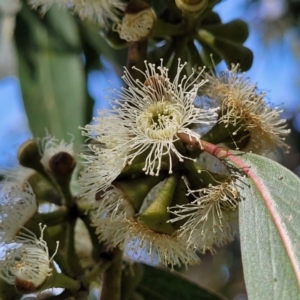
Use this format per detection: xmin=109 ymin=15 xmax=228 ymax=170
xmin=0 ymin=62 xmax=289 ymax=285
xmin=79 ymin=60 xmax=290 ymax=267
xmin=0 ymin=135 xmax=76 ymax=295
xmin=27 ymin=0 xmax=253 ymax=71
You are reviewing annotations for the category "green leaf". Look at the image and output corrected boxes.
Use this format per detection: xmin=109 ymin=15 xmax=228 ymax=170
xmin=203 ymin=20 xmax=249 ymax=44
xmin=15 ymin=4 xmax=85 ymax=150
xmin=136 ymin=264 xmax=227 ymax=300
xmin=200 ymin=140 xmax=300 ymax=299
xmin=234 ymin=153 xmax=300 ymax=299
xmin=201 ymin=11 xmax=222 ymax=26
xmin=197 ymin=29 xmax=253 ymax=71
xmin=79 ymin=20 xmax=127 ymax=66
xmin=213 ymin=38 xmax=253 ymax=71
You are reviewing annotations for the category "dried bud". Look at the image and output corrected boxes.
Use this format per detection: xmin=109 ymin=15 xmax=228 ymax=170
xmin=39 ymin=135 xmax=75 ymax=184
xmin=175 ymin=0 xmax=207 ymax=13
xmin=114 ymin=0 xmax=156 ymax=42
xmin=49 ymin=152 xmax=76 ymax=178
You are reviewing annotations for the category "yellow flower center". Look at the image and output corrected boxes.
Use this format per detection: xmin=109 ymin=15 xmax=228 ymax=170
xmin=137 ymin=102 xmax=182 ymax=140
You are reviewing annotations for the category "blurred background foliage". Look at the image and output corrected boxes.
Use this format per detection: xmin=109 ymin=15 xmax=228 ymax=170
xmin=0 ymin=0 xmax=300 ymax=299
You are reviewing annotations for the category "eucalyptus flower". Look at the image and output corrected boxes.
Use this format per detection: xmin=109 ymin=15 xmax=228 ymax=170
xmin=93 ymin=200 xmax=201 ymax=268
xmin=0 ymin=166 xmax=35 ymax=189
xmin=114 ymin=3 xmax=156 ymax=42
xmin=0 ymin=182 xmax=37 ymax=243
xmin=200 ymin=66 xmax=290 ymax=154
xmin=91 ymin=177 xmax=200 ymax=268
xmin=91 ymin=187 xmax=135 ymax=246
xmin=168 ymin=178 xmax=239 ymax=252
xmin=123 ymin=219 xmax=200 ymax=268
xmin=81 ymin=60 xmax=218 ymax=178
xmin=0 ymin=226 xmax=57 ymax=294
xmin=79 ymin=148 xmax=127 ymax=201
xmin=28 ymin=0 xmax=127 ymax=27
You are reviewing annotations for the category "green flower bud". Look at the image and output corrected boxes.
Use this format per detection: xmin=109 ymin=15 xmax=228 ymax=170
xmin=169 ymin=178 xmax=190 ymax=229
xmin=202 ymin=19 xmax=249 ymax=44
xmin=17 ymin=139 xmax=45 ymax=176
xmin=114 ymin=174 xmax=167 ymax=212
xmin=138 ymin=174 xmax=179 ymax=235
xmin=175 ymin=0 xmax=207 ymax=13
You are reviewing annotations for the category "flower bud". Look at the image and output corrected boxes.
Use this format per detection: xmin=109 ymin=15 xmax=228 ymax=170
xmin=138 ymin=174 xmax=179 ymax=235
xmin=168 ymin=177 xmax=190 ymax=229
xmin=114 ymin=174 xmax=166 ymax=211
xmin=40 ymin=135 xmax=75 ymax=176
xmin=175 ymin=0 xmax=207 ymax=13
xmin=114 ymin=0 xmax=156 ymax=42
xmin=18 ymin=139 xmax=44 ymax=174
xmin=48 ymin=152 xmax=76 ymax=178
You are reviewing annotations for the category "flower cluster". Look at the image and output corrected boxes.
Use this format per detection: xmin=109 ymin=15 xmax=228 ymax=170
xmin=80 ymin=60 xmax=218 ymax=199
xmin=79 ymin=61 xmax=290 ymax=268
xmin=0 ymin=178 xmax=56 ymax=293
xmin=168 ymin=178 xmax=240 ymax=252
xmin=200 ymin=65 xmax=290 ymax=154
xmin=28 ymin=0 xmax=127 ymax=27
xmin=0 ymin=134 xmax=72 ymax=293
